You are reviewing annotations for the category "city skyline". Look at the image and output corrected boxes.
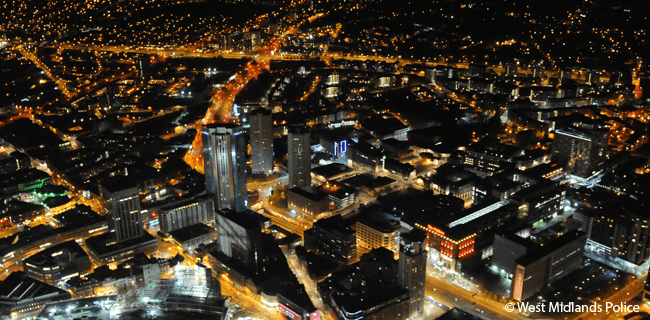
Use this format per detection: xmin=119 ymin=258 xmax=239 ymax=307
xmin=1 ymin=0 xmax=650 ymax=320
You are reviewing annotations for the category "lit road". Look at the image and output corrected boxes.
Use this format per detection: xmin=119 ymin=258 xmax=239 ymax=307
xmin=260 ymin=200 xmax=310 ymax=237
xmin=281 ymin=247 xmax=336 ymax=320
xmin=217 ymin=273 xmax=283 ymax=320
xmin=573 ymin=277 xmax=645 ymax=320
xmin=425 ymin=273 xmax=527 ymax=320
xmin=16 ymin=44 xmax=74 ymax=98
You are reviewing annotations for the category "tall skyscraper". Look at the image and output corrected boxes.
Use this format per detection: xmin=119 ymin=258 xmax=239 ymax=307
xmin=552 ymin=125 xmax=608 ymax=178
xmin=250 ymin=109 xmax=274 ymax=174
xmin=203 ymin=123 xmax=247 ymax=212
xmin=288 ymin=127 xmax=311 ymax=190
xmin=398 ymin=230 xmax=427 ymax=319
xmin=100 ymin=177 xmax=143 ymax=242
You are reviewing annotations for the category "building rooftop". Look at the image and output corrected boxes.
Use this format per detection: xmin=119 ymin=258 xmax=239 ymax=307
xmin=288 ymin=187 xmax=327 ymax=202
xmin=311 ymin=163 xmax=355 ymax=180
xmin=312 ymin=215 xmax=355 ymax=236
xmin=357 ymin=212 xmax=400 ymax=233
xmin=99 ymin=175 xmax=139 ymax=194
xmin=168 ymin=223 xmax=215 ymax=242
xmin=515 ymin=230 xmax=586 ymax=267
xmin=23 ymin=240 xmax=88 ymax=269
xmin=216 ymin=208 xmax=269 ymax=231
xmin=85 ymin=232 xmax=156 ymax=257
xmin=0 ymin=271 xmax=69 ymax=303
xmin=319 ymin=181 xmax=357 ymax=200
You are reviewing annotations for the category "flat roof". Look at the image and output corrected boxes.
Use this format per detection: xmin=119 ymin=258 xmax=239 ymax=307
xmin=311 ymin=163 xmax=354 ymax=179
xmin=216 ymin=208 xmax=269 ymax=231
xmin=516 ymin=230 xmax=586 ymax=267
xmin=0 ymin=271 xmax=69 ymax=302
xmin=311 ymin=215 xmax=355 ymax=236
xmin=169 ymin=223 xmax=215 ymax=242
xmin=288 ymin=187 xmax=327 ymax=202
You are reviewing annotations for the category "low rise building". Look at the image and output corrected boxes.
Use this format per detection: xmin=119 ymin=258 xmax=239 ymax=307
xmin=0 ymin=272 xmax=71 ymax=319
xmin=168 ymin=223 xmax=217 ymax=257
xmin=23 ymin=241 xmax=92 ymax=287
xmin=490 ymin=230 xmax=587 ymax=301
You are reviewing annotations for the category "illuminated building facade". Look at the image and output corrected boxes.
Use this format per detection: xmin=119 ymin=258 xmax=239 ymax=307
xmin=203 ymin=124 xmax=248 ymax=212
xmin=250 ymin=109 xmax=274 ymax=174
xmin=287 ymin=187 xmax=328 ymax=218
xmin=586 ymin=203 xmax=650 ymax=265
xmin=288 ymin=127 xmax=311 ymax=190
xmin=356 ymin=213 xmax=400 ymax=259
xmin=158 ymin=194 xmax=215 ymax=233
xmin=418 ymin=224 xmax=476 ymax=271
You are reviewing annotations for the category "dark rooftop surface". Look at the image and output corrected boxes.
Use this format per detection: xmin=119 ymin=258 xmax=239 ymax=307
xmin=99 ymin=175 xmax=139 ymax=194
xmin=0 ymin=271 xmax=69 ymax=302
xmin=311 ymin=214 xmax=355 ymax=236
xmin=288 ymin=187 xmax=327 ymax=202
xmin=85 ymin=232 xmax=157 ymax=257
xmin=436 ymin=308 xmax=484 ymax=320
xmin=516 ymin=230 xmax=586 ymax=267
xmin=311 ymin=163 xmax=354 ymax=179
xmin=216 ymin=208 xmax=269 ymax=231
xmin=23 ymin=240 xmax=88 ymax=268
xmin=168 ymin=223 xmax=215 ymax=242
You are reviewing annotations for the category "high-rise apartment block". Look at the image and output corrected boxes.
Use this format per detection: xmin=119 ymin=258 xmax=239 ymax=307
xmin=288 ymin=127 xmax=311 ymax=190
xmin=250 ymin=109 xmax=274 ymax=174
xmin=100 ymin=177 xmax=143 ymax=242
xmin=552 ymin=125 xmax=608 ymax=178
xmin=157 ymin=193 xmax=215 ymax=233
xmin=203 ymin=123 xmax=248 ymax=212
xmin=397 ymin=230 xmax=427 ymax=319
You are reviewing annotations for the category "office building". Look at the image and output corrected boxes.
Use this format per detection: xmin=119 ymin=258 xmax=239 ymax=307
xmin=168 ymin=224 xmax=218 ymax=256
xmin=23 ymin=241 xmax=92 ymax=287
xmin=203 ymin=123 xmax=248 ymax=212
xmin=552 ymin=125 xmax=608 ymax=178
xmin=287 ymin=187 xmax=328 ymax=218
xmin=303 ymin=215 xmax=357 ymax=265
xmin=348 ymin=142 xmax=386 ymax=173
xmin=288 ymin=127 xmax=311 ymax=190
xmin=250 ymin=109 xmax=274 ymax=174
xmin=509 ymin=180 xmax=565 ymax=223
xmin=464 ymin=139 xmax=524 ymax=178
xmin=158 ymin=193 xmax=215 ymax=233
xmin=397 ymin=230 xmax=427 ymax=319
xmin=277 ymin=286 xmax=319 ymax=320
xmin=320 ymin=248 xmax=409 ymax=320
xmin=586 ymin=203 xmax=650 ymax=265
xmin=0 ymin=151 xmax=31 ymax=174
xmin=491 ymin=231 xmax=586 ymax=301
xmin=100 ymin=177 xmax=143 ymax=243
xmin=357 ymin=212 xmax=401 ymax=259
xmin=214 ymin=208 xmax=270 ymax=275
xmin=138 ymin=54 xmax=151 ymax=79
